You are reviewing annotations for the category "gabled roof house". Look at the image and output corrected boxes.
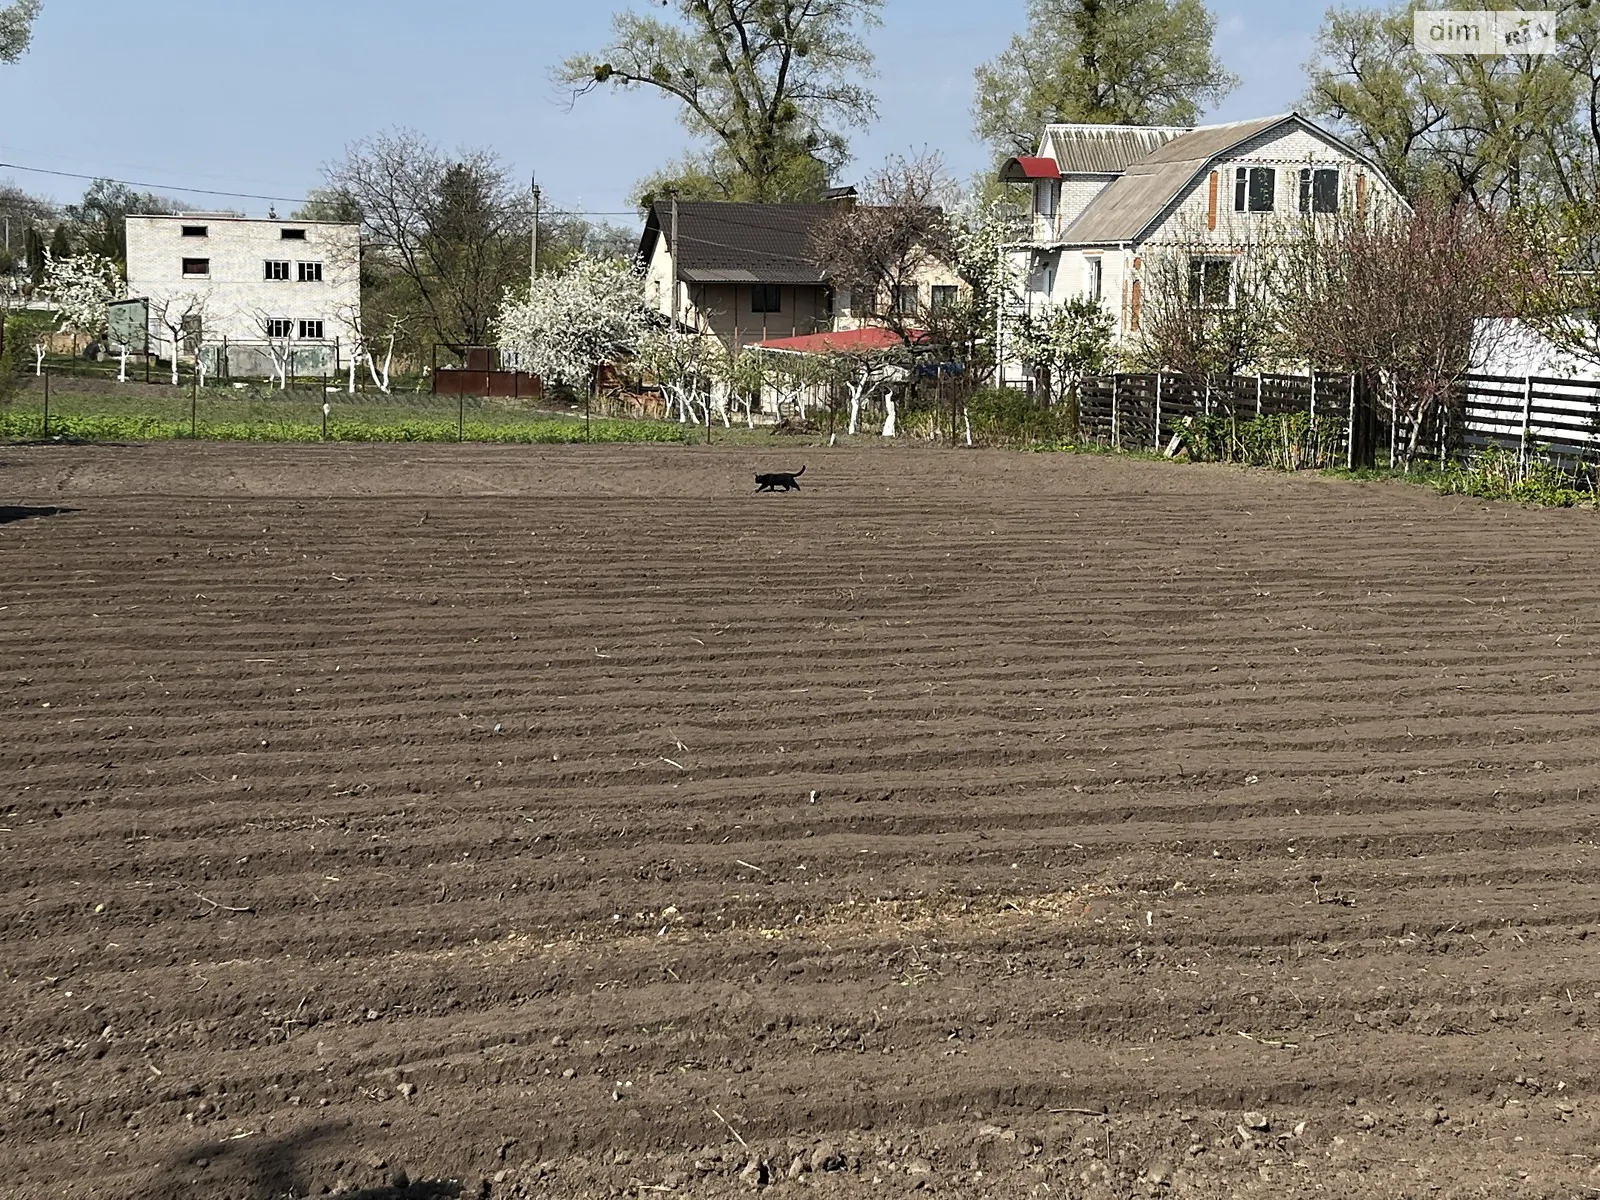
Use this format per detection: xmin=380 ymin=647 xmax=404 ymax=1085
xmin=997 ymin=111 xmax=1404 ymax=383
xmin=639 ymin=201 xmax=838 ymax=352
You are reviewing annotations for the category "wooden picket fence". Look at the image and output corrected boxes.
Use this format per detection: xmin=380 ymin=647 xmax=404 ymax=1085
xmin=1077 ymin=371 xmax=1364 ymax=461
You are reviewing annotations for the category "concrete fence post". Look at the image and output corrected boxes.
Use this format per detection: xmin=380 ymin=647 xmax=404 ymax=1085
xmin=1346 ymin=374 xmax=1357 ymax=470
xmin=1154 ymin=371 xmax=1163 ymax=450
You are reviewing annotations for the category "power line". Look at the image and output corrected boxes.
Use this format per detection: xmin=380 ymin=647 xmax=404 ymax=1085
xmin=0 ymin=161 xmax=309 ymax=205
xmin=0 ymin=159 xmax=650 ymax=218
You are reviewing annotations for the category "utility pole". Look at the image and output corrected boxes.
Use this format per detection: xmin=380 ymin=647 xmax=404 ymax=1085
xmin=530 ymin=175 xmax=541 ymax=289
xmin=669 ymin=190 xmax=680 ymax=330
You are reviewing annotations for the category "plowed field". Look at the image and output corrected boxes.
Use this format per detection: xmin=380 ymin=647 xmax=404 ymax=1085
xmin=4 ymin=442 xmax=1600 ymax=1200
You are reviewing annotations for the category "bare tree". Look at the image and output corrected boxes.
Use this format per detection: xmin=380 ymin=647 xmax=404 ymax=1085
xmin=336 ymin=301 xmax=403 ymax=394
xmin=815 ymin=343 xmax=895 ymax=435
xmin=323 ymin=130 xmax=533 ymax=357
xmin=250 ymin=311 xmax=299 ymax=390
xmin=1276 ymin=200 xmax=1535 ymax=465
xmin=151 ymin=293 xmax=206 ymax=386
xmin=810 ymin=154 xmax=956 ymax=349
xmin=1132 ymin=235 xmax=1281 ymax=379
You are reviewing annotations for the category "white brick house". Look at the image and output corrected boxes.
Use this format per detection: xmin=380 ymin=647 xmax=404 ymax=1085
xmin=997 ymin=112 xmax=1405 ymax=383
xmin=124 ymin=215 xmax=360 ymax=374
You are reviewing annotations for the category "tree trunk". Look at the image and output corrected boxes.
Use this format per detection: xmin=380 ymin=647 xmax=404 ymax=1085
xmin=881 ymin=396 xmax=897 ymax=438
xmin=169 ymin=333 xmax=180 ymax=386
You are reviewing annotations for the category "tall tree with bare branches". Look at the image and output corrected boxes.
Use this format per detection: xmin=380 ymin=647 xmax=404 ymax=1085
xmin=322 ymin=130 xmax=534 ymax=356
xmin=810 ymin=154 xmax=955 ymax=347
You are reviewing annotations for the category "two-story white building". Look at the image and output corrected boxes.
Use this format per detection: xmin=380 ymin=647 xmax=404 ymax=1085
xmin=996 ymin=112 xmax=1404 ymax=383
xmin=124 ymin=214 xmax=360 ymax=375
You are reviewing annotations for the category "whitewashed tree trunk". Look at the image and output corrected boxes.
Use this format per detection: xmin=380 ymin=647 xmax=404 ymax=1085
xmin=881 ymin=396 xmax=897 ymax=438
xmin=169 ymin=333 xmax=180 ymax=386
xmin=196 ymin=356 xmax=208 ymax=388
xmin=33 ymin=345 xmax=45 ymax=375
xmin=964 ymin=408 xmax=973 ymax=447
xmin=847 ymin=393 xmax=861 ymax=435
xmin=117 ymin=345 xmax=127 ymax=383
xmin=348 ymin=355 xmax=357 ymax=394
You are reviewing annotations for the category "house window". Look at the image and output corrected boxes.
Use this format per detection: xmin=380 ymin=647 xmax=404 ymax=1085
xmin=1035 ymin=180 xmax=1058 ymax=219
xmin=1086 ymin=257 xmax=1103 ymax=303
xmin=264 ymin=260 xmax=290 ymax=281
xmin=265 ymin=317 xmax=293 ymax=339
xmin=892 ymin=284 xmax=918 ymax=315
xmin=181 ymin=257 xmax=210 ymax=276
xmin=1234 ymin=166 xmax=1276 ymax=212
xmin=280 ymin=228 xmax=307 ymax=240
xmin=299 ymin=319 xmax=324 ymax=340
xmin=751 ymin=284 xmax=782 ymax=313
xmin=180 ymin=313 xmax=203 ymax=353
xmin=930 ymin=284 xmax=958 ymax=311
xmin=1299 ymin=167 xmax=1339 ymax=214
xmin=180 ymin=225 xmax=208 ymax=238
xmin=1188 ymin=257 xmax=1233 ymax=308
xmin=297 ymin=261 xmax=323 ymax=282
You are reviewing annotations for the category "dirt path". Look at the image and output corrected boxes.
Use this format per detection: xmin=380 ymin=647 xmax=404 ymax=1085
xmin=3 ymin=442 xmax=1599 ymax=1199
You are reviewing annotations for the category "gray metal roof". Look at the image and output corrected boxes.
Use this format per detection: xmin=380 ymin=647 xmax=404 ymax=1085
xmin=1042 ymin=124 xmax=1190 ymax=174
xmin=1058 ymin=115 xmax=1297 ymax=245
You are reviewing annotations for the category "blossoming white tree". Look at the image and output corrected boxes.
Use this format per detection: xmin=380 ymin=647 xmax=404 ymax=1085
xmin=496 ymin=254 xmax=650 ymax=395
xmin=41 ymin=249 xmax=126 ymax=340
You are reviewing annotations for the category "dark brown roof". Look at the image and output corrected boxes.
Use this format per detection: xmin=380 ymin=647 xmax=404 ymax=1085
xmin=639 ymin=202 xmax=833 ymax=285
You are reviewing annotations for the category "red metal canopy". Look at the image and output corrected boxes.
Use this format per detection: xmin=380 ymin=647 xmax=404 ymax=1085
xmin=999 ymin=156 xmax=1063 ymax=182
xmin=755 ymin=326 xmax=925 ymax=354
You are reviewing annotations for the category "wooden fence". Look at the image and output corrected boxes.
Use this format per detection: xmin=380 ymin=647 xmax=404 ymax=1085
xmin=1457 ymin=374 xmax=1600 ymax=465
xmin=1077 ymin=372 xmax=1366 ymax=461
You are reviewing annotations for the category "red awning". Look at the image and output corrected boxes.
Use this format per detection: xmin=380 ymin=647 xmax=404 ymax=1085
xmin=755 ymin=326 xmax=925 ymax=354
xmin=999 ymin=156 xmax=1062 ymax=182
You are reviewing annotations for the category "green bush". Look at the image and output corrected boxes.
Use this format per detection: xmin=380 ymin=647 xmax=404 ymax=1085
xmin=1178 ymin=411 xmax=1347 ymax=471
xmin=1434 ymin=447 xmax=1595 ymax=507
xmin=966 ymin=387 xmax=1067 ymax=445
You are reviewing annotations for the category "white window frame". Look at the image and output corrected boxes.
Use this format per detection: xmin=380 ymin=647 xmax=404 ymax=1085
xmin=264 ymin=259 xmax=290 ymax=281
xmin=265 ymin=317 xmax=293 ymax=339
xmin=298 ymin=318 xmax=325 ymax=340
xmin=297 ymin=261 xmax=323 ymax=283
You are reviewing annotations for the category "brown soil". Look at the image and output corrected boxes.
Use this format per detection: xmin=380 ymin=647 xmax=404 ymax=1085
xmin=3 ymin=442 xmax=1600 ymax=1200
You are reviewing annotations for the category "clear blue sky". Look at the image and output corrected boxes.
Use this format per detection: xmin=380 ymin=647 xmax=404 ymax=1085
xmin=0 ymin=0 xmax=1321 ymax=226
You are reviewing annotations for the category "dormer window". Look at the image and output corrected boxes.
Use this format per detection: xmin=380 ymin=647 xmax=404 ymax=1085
xmin=1299 ymin=167 xmax=1340 ymax=214
xmin=1234 ymin=166 xmax=1276 ymax=213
